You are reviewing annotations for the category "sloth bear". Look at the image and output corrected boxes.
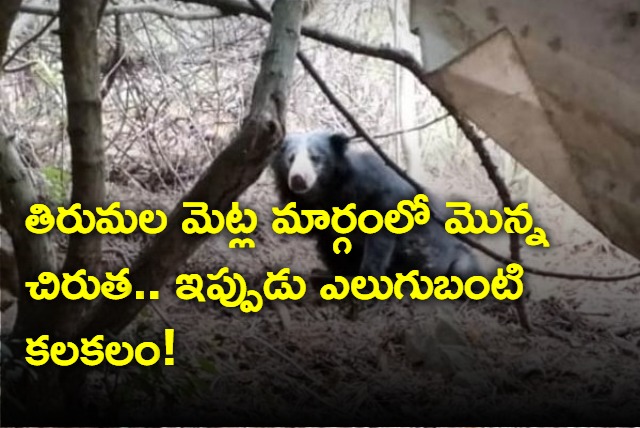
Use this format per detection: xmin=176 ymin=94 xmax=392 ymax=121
xmin=271 ymin=130 xmax=482 ymax=280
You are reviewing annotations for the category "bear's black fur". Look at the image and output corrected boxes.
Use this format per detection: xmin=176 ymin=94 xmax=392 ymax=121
xmin=271 ymin=130 xmax=482 ymax=279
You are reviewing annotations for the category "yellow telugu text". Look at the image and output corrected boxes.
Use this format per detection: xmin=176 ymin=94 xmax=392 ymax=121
xmin=445 ymin=202 xmax=549 ymax=247
xmin=25 ymin=202 xmax=167 ymax=235
xmin=25 ymin=268 xmax=132 ymax=301
xmin=272 ymin=194 xmax=430 ymax=254
xmin=176 ymin=264 xmax=525 ymax=312
xmin=175 ymin=267 xmax=306 ymax=312
xmin=320 ymin=263 xmax=525 ymax=301
xmin=182 ymin=201 xmax=258 ymax=249
xmin=25 ymin=329 xmax=175 ymax=367
xmin=24 ymin=200 xmax=549 ymax=251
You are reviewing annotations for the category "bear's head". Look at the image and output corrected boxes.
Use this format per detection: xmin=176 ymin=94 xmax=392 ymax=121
xmin=272 ymin=130 xmax=351 ymax=197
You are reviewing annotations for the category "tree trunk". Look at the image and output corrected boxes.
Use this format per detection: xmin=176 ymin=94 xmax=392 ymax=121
xmin=59 ymin=0 xmax=105 ymax=277
xmin=0 ymin=0 xmax=22 ymax=60
xmin=2 ymin=1 xmax=104 ymax=421
xmin=0 ymin=132 xmax=57 ymax=338
xmin=27 ymin=0 xmax=106 ymax=340
xmin=389 ymin=0 xmax=422 ymax=181
xmin=1 ymin=0 xmax=61 ymax=339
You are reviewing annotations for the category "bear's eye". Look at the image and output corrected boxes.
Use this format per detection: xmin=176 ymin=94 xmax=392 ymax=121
xmin=310 ymin=154 xmax=321 ymax=163
xmin=287 ymin=153 xmax=295 ymax=164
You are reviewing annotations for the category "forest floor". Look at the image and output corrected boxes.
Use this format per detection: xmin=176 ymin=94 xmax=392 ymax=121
xmin=2 ymin=152 xmax=640 ymax=424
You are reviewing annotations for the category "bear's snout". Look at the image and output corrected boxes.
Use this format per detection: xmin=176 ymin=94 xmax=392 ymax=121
xmin=289 ymin=173 xmax=309 ymax=193
xmin=287 ymin=146 xmax=318 ymax=194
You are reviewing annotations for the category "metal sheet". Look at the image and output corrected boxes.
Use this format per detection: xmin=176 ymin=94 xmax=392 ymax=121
xmin=411 ymin=0 xmax=640 ymax=260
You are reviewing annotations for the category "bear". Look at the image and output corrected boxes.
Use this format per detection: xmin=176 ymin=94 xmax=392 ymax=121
xmin=270 ymin=129 xmax=482 ymax=281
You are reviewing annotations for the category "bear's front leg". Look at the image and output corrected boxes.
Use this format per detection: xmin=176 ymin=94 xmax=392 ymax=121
xmin=358 ymin=231 xmax=397 ymax=278
xmin=345 ymin=232 xmax=397 ymax=320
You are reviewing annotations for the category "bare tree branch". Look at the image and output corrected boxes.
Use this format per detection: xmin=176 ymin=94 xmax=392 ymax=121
xmin=100 ymin=13 xmax=124 ymax=99
xmin=80 ymin=0 xmax=305 ymax=338
xmin=20 ymin=3 xmax=227 ymax=21
xmin=350 ymin=113 xmax=449 ymax=141
xmin=3 ymin=59 xmax=36 ymax=72
xmin=177 ymin=0 xmax=425 ymax=70
xmin=97 ymin=0 xmax=109 ymax=25
xmin=2 ymin=15 xmax=56 ymax=68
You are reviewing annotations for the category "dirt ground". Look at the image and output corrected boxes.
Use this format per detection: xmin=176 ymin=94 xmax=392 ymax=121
xmin=2 ymin=151 xmax=640 ymax=425
xmin=2 ymin=1 xmax=638 ymax=424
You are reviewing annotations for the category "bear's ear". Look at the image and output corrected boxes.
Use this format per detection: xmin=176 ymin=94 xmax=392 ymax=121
xmin=329 ymin=132 xmax=350 ymax=156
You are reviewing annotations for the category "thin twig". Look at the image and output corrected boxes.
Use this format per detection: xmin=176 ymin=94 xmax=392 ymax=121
xmin=3 ymin=59 xmax=37 ymax=73
xmin=100 ymin=13 xmax=125 ymax=99
xmin=2 ymin=15 xmax=56 ymax=68
xmin=297 ymin=53 xmax=424 ymax=190
xmin=97 ymin=0 xmax=109 ymax=26
xmin=350 ymin=113 xmax=449 ymax=141
xmin=20 ymin=3 xmax=228 ymax=21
